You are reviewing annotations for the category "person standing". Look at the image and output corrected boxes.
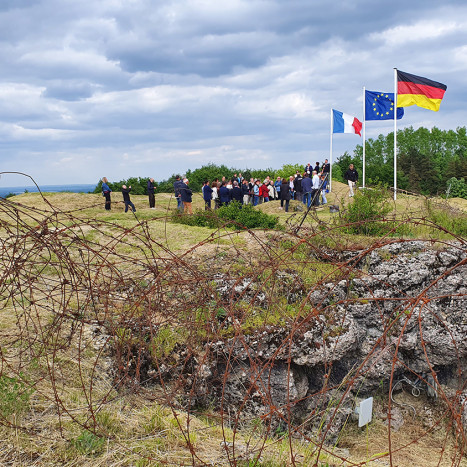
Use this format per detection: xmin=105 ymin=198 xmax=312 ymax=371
xmin=180 ymin=178 xmax=193 ymax=214
xmin=294 ymin=172 xmax=303 ymax=202
xmin=274 ymin=176 xmax=281 ymax=201
xmin=147 ymin=178 xmax=156 ymax=208
xmin=101 ymin=177 xmax=112 ymax=210
xmin=301 ymin=173 xmax=312 ymax=207
xmin=211 ymin=181 xmax=220 ymax=209
xmin=202 ymin=180 xmax=213 ymax=210
xmin=231 ymin=181 xmax=243 ymax=204
xmin=173 ymin=175 xmax=183 ymax=211
xmin=253 ymin=180 xmax=260 ymax=206
xmin=314 ymin=161 xmax=320 ymax=173
xmin=259 ymin=180 xmax=269 ymax=203
xmin=280 ymin=178 xmax=291 ymax=212
xmin=241 ymin=179 xmax=250 ymax=205
xmin=311 ymin=171 xmax=321 ymax=206
xmin=320 ymin=173 xmax=328 ymax=205
xmin=304 ymin=163 xmax=312 ymax=175
xmin=219 ymin=181 xmax=231 ymax=206
xmin=344 ymin=164 xmax=359 ymax=197
xmin=121 ymin=185 xmax=136 ymax=213
xmin=289 ymin=176 xmax=295 ymax=199
xmin=322 ymin=159 xmax=330 ymax=175
xmin=248 ymin=178 xmax=255 ymax=204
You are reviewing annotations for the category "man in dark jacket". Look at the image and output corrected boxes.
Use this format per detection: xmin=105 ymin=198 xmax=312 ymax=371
xmin=173 ymin=175 xmax=183 ymax=211
xmin=294 ymin=172 xmax=303 ymax=202
xmin=180 ymin=178 xmax=193 ymax=214
xmin=218 ymin=181 xmax=231 ymax=206
xmin=280 ymin=178 xmax=291 ymax=212
xmin=202 ymin=180 xmax=213 ymax=210
xmin=344 ymin=164 xmax=359 ymax=197
xmin=241 ymin=179 xmax=250 ymax=204
xmin=231 ymin=181 xmax=243 ymax=204
xmin=147 ymin=178 xmax=156 ymax=208
xmin=121 ymin=185 xmax=136 ymax=213
xmin=301 ymin=173 xmax=313 ymax=207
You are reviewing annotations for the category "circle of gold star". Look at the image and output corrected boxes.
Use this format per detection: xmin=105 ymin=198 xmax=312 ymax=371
xmin=372 ymin=93 xmax=394 ymax=118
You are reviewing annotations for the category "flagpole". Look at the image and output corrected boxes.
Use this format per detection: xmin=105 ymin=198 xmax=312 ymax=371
xmin=362 ymin=86 xmax=366 ymax=189
xmin=330 ymin=108 xmax=333 ymax=193
xmin=393 ymin=68 xmax=398 ymax=201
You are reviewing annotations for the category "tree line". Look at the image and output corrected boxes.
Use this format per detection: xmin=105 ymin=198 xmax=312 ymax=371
xmin=93 ymin=126 xmax=467 ymax=199
xmin=334 ymin=126 xmax=467 ymax=198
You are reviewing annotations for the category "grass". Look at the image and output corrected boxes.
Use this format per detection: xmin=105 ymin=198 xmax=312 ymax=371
xmin=0 ymin=189 xmax=466 ymax=465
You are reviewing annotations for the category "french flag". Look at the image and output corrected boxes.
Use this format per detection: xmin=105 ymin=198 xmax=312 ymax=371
xmin=332 ymin=109 xmax=362 ymax=136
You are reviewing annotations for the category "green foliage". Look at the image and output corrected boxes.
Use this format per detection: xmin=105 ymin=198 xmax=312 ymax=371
xmin=341 ymin=186 xmax=393 ymax=236
xmin=93 ymin=177 xmax=152 ymax=195
xmin=352 ymin=126 xmax=467 ymax=194
xmin=185 ymin=163 xmax=236 ymax=192
xmin=72 ymin=430 xmax=106 ymax=456
xmin=275 ymin=163 xmax=304 ymax=179
xmin=171 ymin=202 xmax=280 ymax=230
xmin=446 ymin=177 xmax=467 ymax=199
xmin=0 ymin=374 xmax=35 ymax=419
xmin=398 ymin=147 xmax=440 ymax=195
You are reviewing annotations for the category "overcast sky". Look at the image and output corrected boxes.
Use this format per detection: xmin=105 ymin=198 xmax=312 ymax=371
xmin=1 ymin=0 xmax=466 ymax=186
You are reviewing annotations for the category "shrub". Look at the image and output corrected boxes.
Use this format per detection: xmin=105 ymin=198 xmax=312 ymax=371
xmin=445 ymin=177 xmax=467 ymax=199
xmin=340 ymin=186 xmax=393 ymax=236
xmin=171 ymin=202 xmax=280 ymax=230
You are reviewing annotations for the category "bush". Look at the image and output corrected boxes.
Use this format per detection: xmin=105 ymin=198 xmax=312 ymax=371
xmin=446 ymin=177 xmax=467 ymax=199
xmin=171 ymin=202 xmax=280 ymax=230
xmin=340 ymin=186 xmax=393 ymax=236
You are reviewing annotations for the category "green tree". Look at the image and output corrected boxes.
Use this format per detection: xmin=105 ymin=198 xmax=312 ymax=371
xmin=353 ymin=126 xmax=467 ymax=194
xmin=275 ymin=163 xmax=304 ymax=179
xmin=399 ymin=148 xmax=440 ymax=195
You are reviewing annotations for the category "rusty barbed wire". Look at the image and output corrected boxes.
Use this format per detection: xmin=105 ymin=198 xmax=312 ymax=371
xmin=0 ymin=176 xmax=466 ymax=466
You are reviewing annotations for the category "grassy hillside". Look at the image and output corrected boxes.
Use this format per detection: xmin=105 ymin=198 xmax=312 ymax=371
xmin=0 ymin=188 xmax=465 ymax=465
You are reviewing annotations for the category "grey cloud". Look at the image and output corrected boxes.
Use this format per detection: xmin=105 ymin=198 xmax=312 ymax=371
xmin=0 ymin=0 xmax=466 ymax=184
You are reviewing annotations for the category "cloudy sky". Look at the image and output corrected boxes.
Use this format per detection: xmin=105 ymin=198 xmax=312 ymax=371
xmin=0 ymin=0 xmax=466 ymax=187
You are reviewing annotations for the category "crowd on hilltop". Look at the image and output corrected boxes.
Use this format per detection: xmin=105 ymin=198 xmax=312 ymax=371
xmin=100 ymin=160 xmax=359 ymax=213
xmin=173 ymin=159 xmax=336 ymax=214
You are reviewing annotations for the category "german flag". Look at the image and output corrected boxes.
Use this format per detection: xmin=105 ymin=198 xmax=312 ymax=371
xmin=397 ymin=70 xmax=447 ymax=112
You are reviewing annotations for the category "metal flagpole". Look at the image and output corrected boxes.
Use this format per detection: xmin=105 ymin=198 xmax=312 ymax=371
xmin=329 ymin=109 xmax=333 ymax=192
xmin=393 ymin=68 xmax=398 ymax=200
xmin=363 ymin=86 xmax=366 ymax=188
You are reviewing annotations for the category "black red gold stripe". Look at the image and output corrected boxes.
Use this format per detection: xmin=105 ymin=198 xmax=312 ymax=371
xmin=397 ymin=70 xmax=447 ymax=112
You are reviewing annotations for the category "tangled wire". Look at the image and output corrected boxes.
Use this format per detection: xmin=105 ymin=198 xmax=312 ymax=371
xmin=0 ymin=174 xmax=466 ymax=466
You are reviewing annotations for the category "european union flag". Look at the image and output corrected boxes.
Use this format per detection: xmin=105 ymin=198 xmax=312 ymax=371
xmin=365 ymin=90 xmax=404 ymax=120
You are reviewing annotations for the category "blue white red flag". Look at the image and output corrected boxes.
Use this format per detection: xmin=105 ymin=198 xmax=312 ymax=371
xmin=332 ymin=109 xmax=362 ymax=136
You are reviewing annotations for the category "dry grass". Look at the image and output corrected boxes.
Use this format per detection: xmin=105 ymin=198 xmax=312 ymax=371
xmin=0 ymin=189 xmax=466 ymax=466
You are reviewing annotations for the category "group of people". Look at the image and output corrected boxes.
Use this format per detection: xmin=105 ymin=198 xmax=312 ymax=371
xmin=100 ymin=177 xmax=156 ymax=212
xmin=172 ymin=159 xmax=331 ymax=214
xmin=101 ymin=158 xmax=357 ymax=214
